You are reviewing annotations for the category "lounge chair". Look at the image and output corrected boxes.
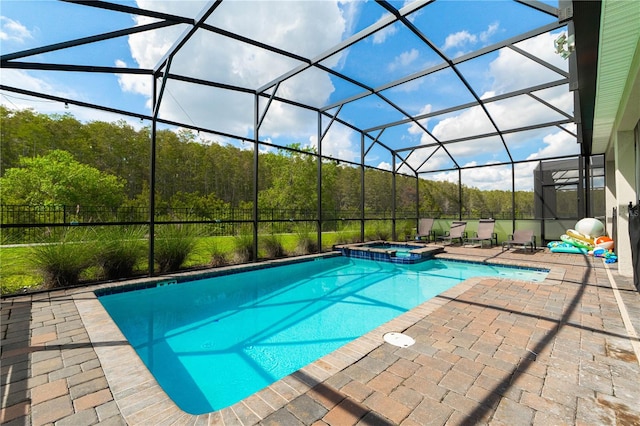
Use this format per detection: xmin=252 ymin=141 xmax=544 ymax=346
xmin=438 ymin=221 xmax=467 ymax=245
xmin=414 ymin=218 xmax=435 ymax=242
xmin=465 ymin=219 xmax=497 ymax=248
xmin=502 ymin=229 xmax=536 ymax=252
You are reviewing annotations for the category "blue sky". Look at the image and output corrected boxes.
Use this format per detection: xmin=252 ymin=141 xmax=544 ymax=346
xmin=0 ymin=0 xmax=578 ymax=190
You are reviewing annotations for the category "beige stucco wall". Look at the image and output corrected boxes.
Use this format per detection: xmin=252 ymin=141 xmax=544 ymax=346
xmin=600 ymin=1 xmax=639 ymax=278
xmin=613 ymin=130 xmax=637 ymax=277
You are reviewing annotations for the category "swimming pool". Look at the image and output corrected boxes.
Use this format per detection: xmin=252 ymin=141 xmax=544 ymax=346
xmin=98 ymin=256 xmax=548 ymax=414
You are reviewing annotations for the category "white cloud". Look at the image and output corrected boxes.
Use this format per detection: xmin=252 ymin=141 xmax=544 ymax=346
xmin=338 ymin=0 xmax=362 ymax=37
xmin=419 ymin=126 xmax=579 ymax=191
xmin=442 ymin=30 xmax=477 ymax=52
xmin=402 ymin=104 xmax=456 ymax=173
xmin=259 ymin=99 xmax=317 ymax=139
xmin=441 ymin=22 xmax=500 ymax=56
xmin=388 ymin=49 xmax=419 ymax=72
xmin=513 ymin=162 xmax=539 ymax=190
xmin=419 ymin=32 xmax=571 ymax=150
xmin=432 ymin=106 xmax=495 ymax=141
xmin=408 ymin=30 xmax=574 ymax=190
xmin=403 ymin=145 xmax=450 ymax=173
xmin=527 ymin=124 xmax=579 ymax=160
xmin=0 ymin=16 xmax=33 ymax=43
xmin=309 ymin=123 xmax=359 ymax=163
xmin=424 ymin=34 xmax=573 ymax=149
xmin=377 ymin=161 xmax=392 ymax=171
xmin=407 ymin=104 xmax=433 ymax=136
xmin=530 ymin=83 xmax=573 ymax=115
xmin=489 ymin=32 xmax=567 ymax=95
xmin=461 ymin=163 xmax=512 ymax=191
xmin=425 ymin=162 xmax=518 ymax=191
xmin=0 ymin=70 xmax=100 ymax=121
xmin=373 ymin=23 xmax=398 ymax=44
xmin=115 ymin=60 xmax=152 ymax=108
xmin=480 ymin=22 xmax=499 ymax=43
xmin=0 ymin=74 xmax=146 ymax=130
xmin=119 ymin=0 xmax=348 ymax=140
xmin=485 ymin=94 xmax=570 ymax=129
xmin=424 ymin=170 xmax=458 ymax=185
xmin=1 ymin=69 xmax=63 ymax=97
xmin=480 ymin=90 xmax=496 ymax=100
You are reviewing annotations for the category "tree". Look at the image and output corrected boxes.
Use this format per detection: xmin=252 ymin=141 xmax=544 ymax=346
xmin=0 ymin=107 xmax=538 ymax=219
xmin=1 ymin=106 xmax=55 ymax=174
xmin=1 ymin=150 xmax=126 ymax=207
xmin=364 ymin=168 xmax=392 ymax=213
xmin=258 ymin=146 xmax=318 ymax=211
xmin=82 ymin=120 xmax=150 ymax=199
xmin=334 ymin=165 xmax=361 ymax=212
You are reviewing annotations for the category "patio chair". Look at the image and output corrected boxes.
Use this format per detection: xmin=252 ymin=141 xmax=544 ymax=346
xmin=502 ymin=229 xmax=536 ymax=252
xmin=437 ymin=221 xmax=467 ymax=245
xmin=465 ymin=219 xmax=497 ymax=248
xmin=414 ymin=218 xmax=435 ymax=242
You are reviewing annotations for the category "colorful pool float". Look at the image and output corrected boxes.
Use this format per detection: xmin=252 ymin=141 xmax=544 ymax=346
xmin=560 ymin=233 xmax=593 ymax=250
xmin=565 ymin=229 xmax=595 ymax=248
xmin=547 ymin=241 xmax=588 ymax=254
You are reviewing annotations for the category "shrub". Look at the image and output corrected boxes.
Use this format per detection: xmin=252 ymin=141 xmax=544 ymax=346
xmin=232 ymin=231 xmax=254 ymax=263
xmin=210 ymin=250 xmax=228 ymax=267
xmin=397 ymin=220 xmax=415 ymax=241
xmin=154 ymin=225 xmax=200 ymax=273
xmin=94 ymin=226 xmax=147 ymax=280
xmin=365 ymin=220 xmax=391 ymax=241
xmin=335 ymin=222 xmax=361 ymax=244
xmin=261 ymin=233 xmax=286 ymax=259
xmin=207 ymin=238 xmax=228 ymax=267
xmin=30 ymin=227 xmax=95 ymax=289
xmin=294 ymin=225 xmax=319 ymax=255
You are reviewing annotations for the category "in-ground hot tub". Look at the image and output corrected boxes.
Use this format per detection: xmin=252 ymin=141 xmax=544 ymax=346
xmin=335 ymin=241 xmax=444 ymax=264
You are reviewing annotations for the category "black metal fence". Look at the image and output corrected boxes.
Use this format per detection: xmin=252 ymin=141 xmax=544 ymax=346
xmin=0 ymin=205 xmax=254 ymax=225
xmin=1 ymin=204 xmax=536 ymax=244
xmin=0 ymin=205 xmax=393 ymax=244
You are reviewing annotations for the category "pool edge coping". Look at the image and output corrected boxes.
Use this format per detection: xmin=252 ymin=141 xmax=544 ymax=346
xmin=74 ymin=253 xmax=566 ymax=425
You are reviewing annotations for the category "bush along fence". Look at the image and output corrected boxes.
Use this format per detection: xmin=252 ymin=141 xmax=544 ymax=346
xmin=1 ymin=204 xmax=526 ymax=244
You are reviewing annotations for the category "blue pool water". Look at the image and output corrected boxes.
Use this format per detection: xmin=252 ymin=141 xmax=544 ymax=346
xmin=98 ymin=256 xmax=547 ymax=414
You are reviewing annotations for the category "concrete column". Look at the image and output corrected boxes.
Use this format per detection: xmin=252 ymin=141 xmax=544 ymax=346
xmin=614 ymin=130 xmax=636 ymax=277
xmin=604 ymin=157 xmax=616 ymax=238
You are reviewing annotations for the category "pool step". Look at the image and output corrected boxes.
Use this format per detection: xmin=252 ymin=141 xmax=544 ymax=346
xmin=335 ymin=241 xmax=444 ymax=264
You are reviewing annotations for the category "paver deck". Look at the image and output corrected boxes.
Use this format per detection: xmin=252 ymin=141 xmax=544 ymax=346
xmin=2 ymin=246 xmax=639 ymax=425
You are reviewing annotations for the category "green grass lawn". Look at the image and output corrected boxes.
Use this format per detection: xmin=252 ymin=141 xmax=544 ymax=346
xmin=1 ymin=246 xmax=41 ymax=294
xmin=0 ymin=231 xmax=352 ymax=296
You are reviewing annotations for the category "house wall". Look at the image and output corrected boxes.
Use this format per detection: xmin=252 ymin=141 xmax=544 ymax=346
xmin=608 ymin=43 xmax=639 ymax=277
xmin=604 ymin=157 xmax=616 ymax=239
xmin=613 ymin=130 xmax=637 ymax=276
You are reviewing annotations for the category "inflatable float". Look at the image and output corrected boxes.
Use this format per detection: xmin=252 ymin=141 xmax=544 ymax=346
xmin=591 ymin=247 xmax=618 ymax=263
xmin=565 ymin=229 xmax=596 ymax=248
xmin=562 ymin=232 xmax=594 ymax=250
xmin=594 ymin=236 xmax=614 ymax=251
xmin=548 ymin=241 xmax=588 ymax=254
xmin=547 ymin=218 xmax=617 ymax=262
xmin=575 ymin=217 xmax=605 ymax=237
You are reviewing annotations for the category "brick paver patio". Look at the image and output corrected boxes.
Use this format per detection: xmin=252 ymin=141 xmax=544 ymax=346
xmin=2 ymin=246 xmax=639 ymax=425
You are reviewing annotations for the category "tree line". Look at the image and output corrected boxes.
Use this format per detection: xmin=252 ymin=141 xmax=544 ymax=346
xmin=0 ymin=106 xmax=536 ymax=219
